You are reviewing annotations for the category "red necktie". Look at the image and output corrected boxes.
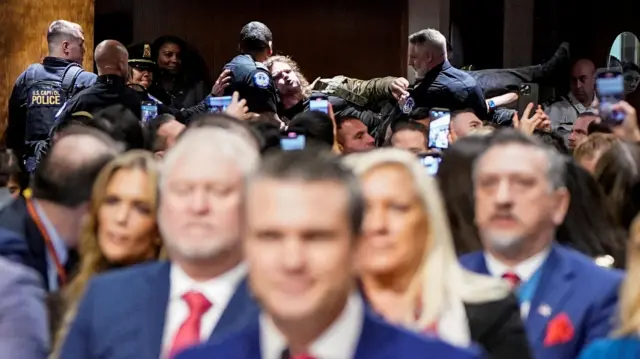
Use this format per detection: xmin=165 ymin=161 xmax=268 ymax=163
xmin=169 ymin=291 xmax=212 ymax=359
xmin=502 ymin=271 xmax=522 ymax=289
xmin=291 ymin=355 xmax=316 ymax=359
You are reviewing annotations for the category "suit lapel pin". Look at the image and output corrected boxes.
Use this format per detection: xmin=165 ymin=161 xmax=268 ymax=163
xmin=538 ymin=304 xmax=552 ymax=317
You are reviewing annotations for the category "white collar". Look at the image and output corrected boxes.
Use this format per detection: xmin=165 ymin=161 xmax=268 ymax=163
xmin=169 ymin=262 xmax=247 ymax=305
xmin=32 ymin=199 xmax=68 ymax=265
xmin=484 ymin=247 xmax=551 ymax=282
xmin=260 ymin=293 xmax=364 ymax=359
xmin=567 ymin=92 xmax=596 ymax=111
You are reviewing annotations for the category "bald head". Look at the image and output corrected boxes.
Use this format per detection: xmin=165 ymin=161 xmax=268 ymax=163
xmin=32 ymin=133 xmax=121 ymax=208
xmin=95 ymin=40 xmax=129 ymax=77
xmin=47 ymin=20 xmax=85 ymax=63
xmin=571 ymin=59 xmax=596 ymax=105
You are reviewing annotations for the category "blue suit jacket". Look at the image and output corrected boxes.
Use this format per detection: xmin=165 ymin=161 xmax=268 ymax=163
xmin=175 ymin=309 xmax=482 ymax=359
xmin=578 ymin=337 xmax=640 ymax=359
xmin=0 ymin=198 xmax=49 ymax=290
xmin=459 ymin=244 xmax=623 ymax=359
xmin=58 ymin=261 xmax=259 ymax=359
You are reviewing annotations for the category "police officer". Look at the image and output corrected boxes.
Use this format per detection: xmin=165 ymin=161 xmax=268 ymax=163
xmin=7 ymin=20 xmax=97 ymax=172
xmin=126 ymin=43 xmax=207 ymax=122
xmin=223 ymin=21 xmax=282 ymax=126
xmin=56 ymin=40 xmax=144 ymax=123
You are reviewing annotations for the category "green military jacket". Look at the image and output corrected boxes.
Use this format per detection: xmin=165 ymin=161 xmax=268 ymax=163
xmin=309 ymin=75 xmax=396 ymax=108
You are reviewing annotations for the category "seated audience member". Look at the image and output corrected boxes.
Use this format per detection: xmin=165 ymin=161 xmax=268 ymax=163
xmin=594 ymin=142 xmax=640 ymax=234
xmin=0 ymin=149 xmax=24 ymax=202
xmin=50 ymin=151 xmax=162 ymax=357
xmin=57 ymin=127 xmax=260 ymax=359
xmin=0 ymin=257 xmax=49 ymax=359
xmin=336 ymin=115 xmax=375 ymax=154
xmin=460 ymin=129 xmax=623 ymax=359
xmin=344 ymin=149 xmax=530 ymax=359
xmin=587 ymin=121 xmax=613 ymax=135
xmin=389 ymin=121 xmax=428 ymax=154
xmin=578 ymin=215 xmax=640 ymax=359
xmin=449 ymin=109 xmax=483 ymax=143
xmin=568 ymin=112 xmax=598 ymax=151
xmin=287 ymin=110 xmax=335 ymax=149
xmin=533 ymin=129 xmax=569 ymax=155
xmin=557 ymin=159 xmax=626 ymax=268
xmin=147 ymin=114 xmax=186 ymax=158
xmin=177 ymin=149 xmax=481 ymax=359
xmin=437 ymin=136 xmax=492 ymax=254
xmin=573 ymin=133 xmax=618 ymax=174
xmin=0 ymin=129 xmax=122 ymax=291
xmin=186 ymin=112 xmax=261 ymax=151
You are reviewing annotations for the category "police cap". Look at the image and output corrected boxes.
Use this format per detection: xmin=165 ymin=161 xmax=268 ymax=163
xmin=127 ymin=43 xmax=155 ymax=70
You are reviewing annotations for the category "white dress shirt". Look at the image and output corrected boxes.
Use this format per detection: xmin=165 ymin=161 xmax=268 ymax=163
xmin=161 ymin=262 xmax=247 ymax=355
xmin=484 ymin=247 xmax=551 ymax=318
xmin=261 ymin=293 xmax=364 ymax=359
xmin=32 ymin=200 xmax=68 ymax=291
xmin=545 ymin=92 xmax=597 ymax=142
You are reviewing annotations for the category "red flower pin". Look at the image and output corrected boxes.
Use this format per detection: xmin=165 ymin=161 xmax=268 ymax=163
xmin=544 ymin=313 xmax=574 ymax=346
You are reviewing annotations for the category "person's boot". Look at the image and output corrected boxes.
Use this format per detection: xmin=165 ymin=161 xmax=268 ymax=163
xmin=539 ymin=42 xmax=570 ymax=86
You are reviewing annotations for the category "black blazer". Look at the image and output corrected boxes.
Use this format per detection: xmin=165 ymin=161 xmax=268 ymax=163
xmin=465 ymin=294 xmax=533 ymax=359
xmin=0 ymin=197 xmax=49 ymax=289
xmin=359 ymin=284 xmax=532 ymax=359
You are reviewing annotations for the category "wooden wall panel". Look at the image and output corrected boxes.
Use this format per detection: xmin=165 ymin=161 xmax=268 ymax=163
xmin=0 ymin=0 xmax=95 ymax=140
xmin=96 ymin=0 xmax=406 ymax=83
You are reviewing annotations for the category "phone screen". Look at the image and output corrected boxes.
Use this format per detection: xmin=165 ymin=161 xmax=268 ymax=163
xmin=280 ymin=133 xmax=306 ymax=151
xmin=207 ymin=96 xmax=233 ymax=113
xmin=309 ymin=99 xmax=329 ymax=114
xmin=141 ymin=102 xmax=158 ymax=123
xmin=418 ymin=154 xmax=441 ymax=175
xmin=428 ymin=109 xmax=451 ymax=149
xmin=596 ymin=68 xmax=625 ymax=123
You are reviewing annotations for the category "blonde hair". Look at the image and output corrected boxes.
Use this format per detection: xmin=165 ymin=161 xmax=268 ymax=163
xmin=264 ymin=55 xmax=313 ymax=98
xmin=573 ymin=133 xmax=618 ymax=163
xmin=468 ymin=126 xmax=495 ymax=137
xmin=51 ymin=150 xmax=161 ymax=358
xmin=615 ymin=214 xmax=640 ymax=336
xmin=343 ymin=149 xmax=509 ymax=329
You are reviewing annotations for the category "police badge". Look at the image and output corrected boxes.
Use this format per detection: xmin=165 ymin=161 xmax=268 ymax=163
xmin=143 ymin=44 xmax=151 ymax=59
xmin=253 ymin=72 xmax=270 ymax=89
xmin=402 ymin=96 xmax=415 ymax=114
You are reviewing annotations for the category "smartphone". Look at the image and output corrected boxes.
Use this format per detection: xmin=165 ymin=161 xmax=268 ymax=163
xmin=207 ymin=96 xmax=233 ymax=113
xmin=141 ymin=101 xmax=158 ymax=123
xmin=517 ymin=83 xmax=539 ymax=117
xmin=595 ymin=67 xmax=625 ymax=124
xmin=280 ymin=133 xmax=306 ymax=151
xmin=418 ymin=153 xmax=442 ymax=175
xmin=309 ymin=99 xmax=329 ymax=114
xmin=428 ymin=108 xmax=451 ymax=149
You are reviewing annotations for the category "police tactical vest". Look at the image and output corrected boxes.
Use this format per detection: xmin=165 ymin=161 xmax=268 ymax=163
xmin=22 ymin=63 xmax=84 ymax=171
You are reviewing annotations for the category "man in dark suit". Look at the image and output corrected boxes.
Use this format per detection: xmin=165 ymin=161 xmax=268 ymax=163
xmin=459 ymin=129 xmax=623 ymax=359
xmin=0 ymin=126 xmax=120 ymax=291
xmin=58 ymin=125 xmax=262 ymax=359
xmin=178 ymin=150 xmax=480 ymax=359
xmin=0 ymin=257 xmax=49 ymax=359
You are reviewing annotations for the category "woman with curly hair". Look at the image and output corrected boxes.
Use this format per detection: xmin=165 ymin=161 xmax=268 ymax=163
xmin=50 ymin=150 xmax=163 ymax=358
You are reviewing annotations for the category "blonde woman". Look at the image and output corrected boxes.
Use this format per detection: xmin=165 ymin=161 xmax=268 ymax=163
xmin=343 ymin=148 xmax=531 ymax=359
xmin=578 ymin=215 xmax=640 ymax=359
xmin=50 ymin=150 xmax=163 ymax=358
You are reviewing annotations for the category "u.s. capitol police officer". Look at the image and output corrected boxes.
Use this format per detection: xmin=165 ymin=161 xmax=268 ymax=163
xmin=223 ymin=21 xmax=282 ymax=126
xmin=7 ymin=20 xmax=96 ymax=172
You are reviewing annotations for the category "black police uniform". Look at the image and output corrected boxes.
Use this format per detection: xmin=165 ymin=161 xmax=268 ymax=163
xmin=7 ymin=57 xmax=96 ymax=171
xmin=55 ymin=75 xmax=144 ymax=124
xmin=223 ymin=54 xmax=278 ymax=114
xmin=127 ymin=43 xmax=207 ymax=123
xmin=408 ymin=60 xmax=488 ymax=119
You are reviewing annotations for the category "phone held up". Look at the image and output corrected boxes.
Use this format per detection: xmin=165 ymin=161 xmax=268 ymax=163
xmin=280 ymin=132 xmax=306 ymax=151
xmin=595 ymin=67 xmax=625 ymax=124
xmin=207 ymin=96 xmax=233 ymax=113
xmin=428 ymin=108 xmax=451 ymax=150
xmin=309 ymin=96 xmax=330 ymax=114
xmin=517 ymin=83 xmax=539 ymax=117
xmin=141 ymin=101 xmax=158 ymax=123
xmin=418 ymin=152 xmax=442 ymax=176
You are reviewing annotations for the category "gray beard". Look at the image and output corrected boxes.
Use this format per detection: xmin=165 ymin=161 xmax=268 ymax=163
xmin=482 ymin=231 xmax=526 ymax=256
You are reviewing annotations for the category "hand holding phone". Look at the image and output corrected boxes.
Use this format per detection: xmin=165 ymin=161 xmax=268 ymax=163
xmin=141 ymin=101 xmax=158 ymax=123
xmin=596 ymin=67 xmax=625 ymax=124
xmin=428 ymin=108 xmax=451 ymax=149
xmin=207 ymin=96 xmax=233 ymax=113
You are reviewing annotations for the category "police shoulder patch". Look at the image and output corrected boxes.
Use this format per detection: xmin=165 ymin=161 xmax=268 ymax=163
xmin=402 ymin=97 xmax=415 ymax=114
xmin=253 ymin=71 xmax=270 ymax=89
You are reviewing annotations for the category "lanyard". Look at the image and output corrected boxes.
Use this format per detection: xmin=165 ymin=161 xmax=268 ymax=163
xmin=517 ymin=268 xmax=543 ymax=304
xmin=25 ymin=199 xmax=67 ymax=286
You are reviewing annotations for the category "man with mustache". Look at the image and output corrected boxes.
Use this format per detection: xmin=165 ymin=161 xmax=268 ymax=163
xmin=459 ymin=129 xmax=623 ymax=359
